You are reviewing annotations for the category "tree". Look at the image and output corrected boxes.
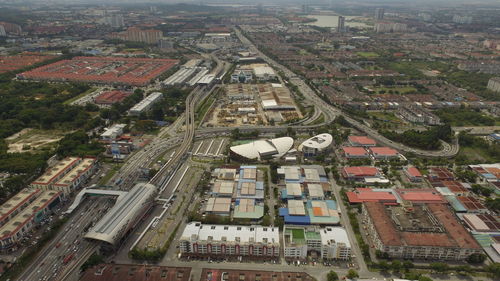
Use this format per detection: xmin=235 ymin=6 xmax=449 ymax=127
xmin=327 ymin=271 xmax=339 ymax=281
xmin=429 ymin=262 xmax=449 ymax=273
xmin=391 ymin=260 xmax=402 ymax=273
xmin=418 ymin=276 xmax=433 ymax=281
xmin=378 ymin=260 xmax=390 ymax=272
xmin=402 ymin=261 xmax=414 ymax=272
xmin=346 ymin=269 xmax=359 ymax=279
xmin=485 ymin=263 xmax=500 ymax=279
xmin=466 ymin=253 xmax=486 ymax=264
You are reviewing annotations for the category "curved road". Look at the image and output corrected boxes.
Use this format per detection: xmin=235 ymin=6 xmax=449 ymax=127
xmin=233 ymin=27 xmax=459 ymax=158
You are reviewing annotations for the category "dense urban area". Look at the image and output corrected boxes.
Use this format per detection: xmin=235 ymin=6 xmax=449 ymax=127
xmin=0 ymin=1 xmax=500 ymax=281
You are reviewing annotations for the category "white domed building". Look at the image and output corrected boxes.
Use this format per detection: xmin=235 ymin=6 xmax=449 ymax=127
xmin=298 ymin=133 xmax=333 ymax=157
xmin=230 ymin=137 xmax=294 ymax=161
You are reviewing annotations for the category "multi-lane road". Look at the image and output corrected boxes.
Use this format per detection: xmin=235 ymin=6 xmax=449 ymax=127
xmin=18 ymin=199 xmax=112 ymax=281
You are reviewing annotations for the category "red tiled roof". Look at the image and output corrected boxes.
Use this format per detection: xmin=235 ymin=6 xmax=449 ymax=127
xmin=348 ymin=136 xmax=376 ymax=145
xmin=365 ymin=202 xmax=481 ymax=249
xmin=369 ymin=147 xmax=398 ymax=156
xmin=343 ymin=166 xmax=379 ymax=177
xmin=346 ymin=188 xmax=397 ymax=203
xmin=457 ymin=196 xmax=487 ymax=211
xmin=342 ymin=147 xmax=368 ymax=156
xmin=405 ymin=166 xmax=422 ymax=178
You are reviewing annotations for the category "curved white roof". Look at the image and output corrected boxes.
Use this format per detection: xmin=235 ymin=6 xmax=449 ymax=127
xmin=84 ymin=183 xmax=157 ymax=245
xmin=298 ymin=133 xmax=333 ymax=151
xmin=230 ymin=137 xmax=294 ymax=160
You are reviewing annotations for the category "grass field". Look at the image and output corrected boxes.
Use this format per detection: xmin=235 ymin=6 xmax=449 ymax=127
xmin=458 ymin=147 xmax=494 ymax=163
xmin=368 ymin=112 xmax=403 ymax=123
xmin=357 ymin=51 xmax=379 ymax=58
xmin=291 ymin=229 xmax=305 ymax=240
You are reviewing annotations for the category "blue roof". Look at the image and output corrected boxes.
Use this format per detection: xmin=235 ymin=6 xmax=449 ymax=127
xmin=490 ymin=134 xmax=500 ymax=140
xmin=279 ymin=208 xmax=310 ymax=224
xmin=445 ymin=195 xmax=467 ymax=212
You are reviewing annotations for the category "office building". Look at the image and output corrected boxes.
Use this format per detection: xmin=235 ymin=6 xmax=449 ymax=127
xmin=283 ymin=225 xmax=351 ymax=260
xmin=178 ymin=222 xmax=280 ymax=258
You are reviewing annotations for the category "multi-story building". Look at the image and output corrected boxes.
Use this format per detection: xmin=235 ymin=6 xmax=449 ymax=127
xmin=362 ymin=202 xmax=482 ymax=260
xmin=110 ymin=27 xmax=162 ymax=44
xmin=30 ymin=157 xmax=97 ymax=194
xmin=100 ymin=124 xmax=127 ymax=141
xmin=488 ymin=77 xmax=500 ymax=93
xmin=104 ymin=14 xmax=124 ymax=28
xmin=178 ymin=222 xmax=280 ymax=259
xmin=398 ymin=105 xmax=441 ymax=125
xmin=374 ymin=8 xmax=385 ymax=20
xmin=374 ymin=22 xmax=407 ymax=33
xmin=283 ymin=225 xmax=351 ymax=260
xmin=0 ymin=189 xmax=62 ymax=249
xmin=453 ymin=15 xmax=473 ymax=24
xmin=337 ymin=16 xmax=345 ymax=33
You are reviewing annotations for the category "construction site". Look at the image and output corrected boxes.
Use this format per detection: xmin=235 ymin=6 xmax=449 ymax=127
xmin=204 ymin=83 xmax=302 ymax=127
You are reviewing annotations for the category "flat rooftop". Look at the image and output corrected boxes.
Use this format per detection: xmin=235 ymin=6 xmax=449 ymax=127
xmin=200 ymin=269 xmax=315 ymax=281
xmin=181 ymin=222 xmax=279 ymax=244
xmin=54 ymin=158 xmax=96 ymax=187
xmin=0 ymin=189 xmax=40 ymax=222
xmin=205 ymin=197 xmax=231 ymax=213
xmin=80 ymin=264 xmax=191 ymax=281
xmin=364 ymin=202 xmax=480 ymax=249
xmin=0 ymin=190 xmax=60 ymax=239
xmin=32 ymin=157 xmax=80 ymax=185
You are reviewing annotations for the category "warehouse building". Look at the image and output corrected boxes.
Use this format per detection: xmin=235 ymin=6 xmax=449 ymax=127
xmin=178 ymin=222 xmax=280 ymax=259
xmin=0 ymin=189 xmax=62 ymax=249
xmin=362 ymin=201 xmax=482 ymax=260
xmin=283 ymin=225 xmax=351 ymax=260
xmin=30 ymin=157 xmax=97 ymax=195
xmin=128 ymin=92 xmax=163 ymax=116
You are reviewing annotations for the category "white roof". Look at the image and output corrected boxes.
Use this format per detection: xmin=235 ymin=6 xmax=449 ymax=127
xmin=304 ymin=168 xmax=320 ymax=182
xmin=320 ymin=227 xmax=351 ymax=247
xmin=253 ymin=66 xmax=275 ymax=76
xmin=298 ymin=133 xmax=333 ymax=151
xmin=181 ymin=222 xmax=279 ymax=245
xmin=84 ymin=183 xmax=157 ymax=245
xmin=230 ymin=137 xmax=294 ymax=160
xmin=286 ymin=183 xmax=302 ymax=196
xmin=129 ymin=92 xmax=162 ymax=113
xmin=262 ymin=99 xmax=278 ymax=108
xmin=288 ymin=200 xmax=306 ymax=216
xmin=101 ymin=124 xmax=126 ymax=138
xmin=307 ymin=184 xmax=324 ymax=198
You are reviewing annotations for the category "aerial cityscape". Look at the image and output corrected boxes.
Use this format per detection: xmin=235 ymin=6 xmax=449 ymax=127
xmin=0 ymin=0 xmax=500 ymax=281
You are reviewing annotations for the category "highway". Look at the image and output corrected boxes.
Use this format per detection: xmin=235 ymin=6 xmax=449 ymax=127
xmin=18 ymin=198 xmax=112 ymax=281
